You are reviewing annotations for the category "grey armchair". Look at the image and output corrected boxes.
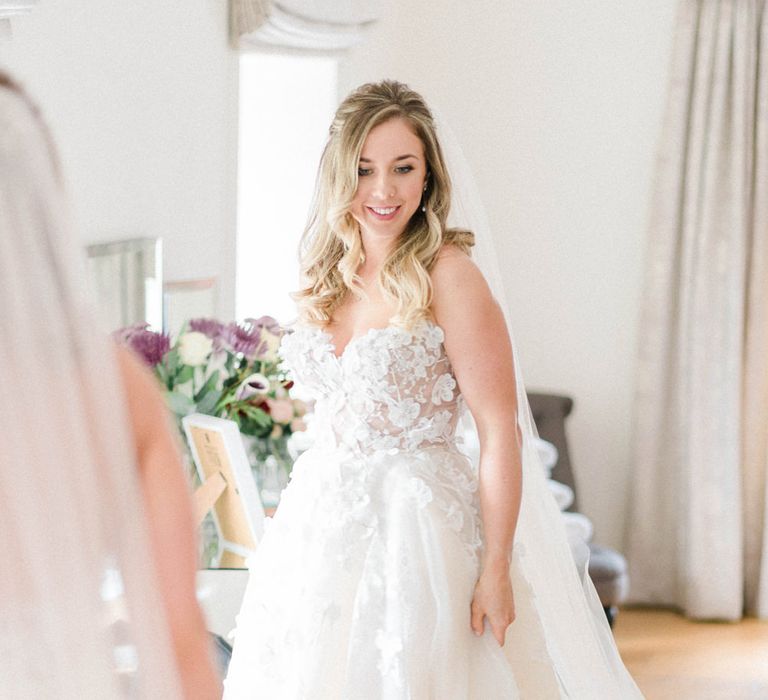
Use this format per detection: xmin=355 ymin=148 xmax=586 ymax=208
xmin=527 ymin=392 xmax=629 ymax=627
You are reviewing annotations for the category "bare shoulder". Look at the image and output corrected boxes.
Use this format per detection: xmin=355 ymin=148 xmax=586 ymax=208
xmin=431 ymin=243 xmax=493 ymax=314
xmin=115 ymin=345 xmax=171 ymax=459
xmin=430 ymin=243 xmax=506 ymax=357
xmin=429 ymin=244 xmax=514 ymax=409
xmin=116 ymin=345 xmax=163 ymax=405
xmin=433 ymin=241 xmax=474 ymax=268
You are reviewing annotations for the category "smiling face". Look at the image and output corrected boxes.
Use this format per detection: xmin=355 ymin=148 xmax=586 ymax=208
xmin=350 ymin=117 xmax=428 ymax=243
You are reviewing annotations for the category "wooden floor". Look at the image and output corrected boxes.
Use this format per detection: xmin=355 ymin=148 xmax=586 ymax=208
xmin=613 ymin=607 xmax=768 ymax=699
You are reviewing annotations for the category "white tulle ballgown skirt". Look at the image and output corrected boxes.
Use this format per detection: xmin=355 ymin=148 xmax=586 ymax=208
xmin=222 ymin=443 xmax=577 ymax=699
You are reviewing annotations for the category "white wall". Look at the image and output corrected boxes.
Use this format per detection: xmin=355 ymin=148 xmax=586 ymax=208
xmin=339 ymin=2 xmax=678 ymax=549
xmin=1 ymin=1 xmax=678 ymax=549
xmin=0 ymin=0 xmax=239 ymax=319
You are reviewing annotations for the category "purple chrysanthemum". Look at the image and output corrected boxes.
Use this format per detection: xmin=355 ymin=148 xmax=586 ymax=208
xmin=112 ymin=323 xmax=171 ymax=366
xmin=111 ymin=322 xmax=146 ymax=345
xmin=244 ymin=315 xmax=281 ymax=335
xmin=188 ymin=318 xmax=227 ymax=350
xmin=224 ymin=320 xmax=262 ymax=360
xmin=244 ymin=316 xmax=284 ymax=358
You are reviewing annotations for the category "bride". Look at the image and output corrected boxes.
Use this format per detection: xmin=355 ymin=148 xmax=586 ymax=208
xmin=224 ymin=80 xmax=642 ymax=698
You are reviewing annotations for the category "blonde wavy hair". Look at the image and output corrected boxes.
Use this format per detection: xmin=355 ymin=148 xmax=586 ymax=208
xmin=293 ymin=80 xmax=474 ymax=329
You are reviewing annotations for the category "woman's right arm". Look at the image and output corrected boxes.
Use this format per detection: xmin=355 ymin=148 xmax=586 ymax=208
xmin=430 ymin=245 xmax=522 ymax=646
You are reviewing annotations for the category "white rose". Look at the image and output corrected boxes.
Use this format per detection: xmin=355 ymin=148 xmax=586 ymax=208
xmin=178 ymin=331 xmax=213 ymax=367
xmin=261 ymin=330 xmax=282 ymax=361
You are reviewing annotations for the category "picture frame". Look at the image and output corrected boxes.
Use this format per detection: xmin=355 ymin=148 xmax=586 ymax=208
xmin=182 ymin=413 xmax=266 ymax=568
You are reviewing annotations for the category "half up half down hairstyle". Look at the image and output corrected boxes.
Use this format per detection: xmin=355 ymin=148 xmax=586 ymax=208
xmin=293 ymin=79 xmax=474 ymax=329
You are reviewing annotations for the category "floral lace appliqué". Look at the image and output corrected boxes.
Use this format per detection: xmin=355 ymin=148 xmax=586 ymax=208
xmin=279 ymin=320 xmax=463 ymax=457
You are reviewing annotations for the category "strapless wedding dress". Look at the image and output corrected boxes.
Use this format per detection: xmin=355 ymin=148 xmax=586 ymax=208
xmin=223 ymin=320 xmax=636 ymax=699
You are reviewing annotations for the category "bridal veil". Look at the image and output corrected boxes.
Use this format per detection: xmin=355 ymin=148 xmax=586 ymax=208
xmin=439 ymin=112 xmax=643 ymax=698
xmin=0 ymin=79 xmax=182 ymax=697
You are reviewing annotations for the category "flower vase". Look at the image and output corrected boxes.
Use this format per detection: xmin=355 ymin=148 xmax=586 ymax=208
xmin=243 ymin=435 xmax=293 ymax=510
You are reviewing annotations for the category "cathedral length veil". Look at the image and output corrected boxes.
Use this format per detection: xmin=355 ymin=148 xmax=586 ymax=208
xmin=438 ymin=114 xmax=643 ymax=698
xmin=0 ymin=83 xmax=182 ymax=697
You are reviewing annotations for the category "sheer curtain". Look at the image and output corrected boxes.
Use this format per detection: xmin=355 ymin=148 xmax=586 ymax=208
xmin=626 ymin=0 xmax=768 ymax=620
xmin=229 ymin=0 xmax=379 ymax=50
xmin=0 ymin=78 xmax=182 ymax=698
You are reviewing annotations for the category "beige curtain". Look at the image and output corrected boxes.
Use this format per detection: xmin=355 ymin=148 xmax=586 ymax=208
xmin=230 ymin=0 xmax=270 ymax=42
xmin=742 ymin=13 xmax=768 ymax=615
xmin=229 ymin=0 xmax=379 ymax=50
xmin=627 ymin=0 xmax=768 ymax=620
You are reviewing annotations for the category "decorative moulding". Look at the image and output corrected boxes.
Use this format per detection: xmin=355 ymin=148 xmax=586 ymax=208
xmin=231 ymin=0 xmax=380 ymax=52
xmin=0 ymin=1 xmax=38 ymax=38
xmin=0 ymin=1 xmax=39 ymax=19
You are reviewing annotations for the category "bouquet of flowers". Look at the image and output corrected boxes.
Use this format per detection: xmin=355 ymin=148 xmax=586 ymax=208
xmin=113 ymin=316 xmax=308 ymax=483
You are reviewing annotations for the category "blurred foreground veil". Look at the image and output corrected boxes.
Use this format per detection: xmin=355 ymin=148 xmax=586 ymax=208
xmin=0 ymin=78 xmax=182 ymax=697
xmin=438 ymin=109 xmax=644 ymax=697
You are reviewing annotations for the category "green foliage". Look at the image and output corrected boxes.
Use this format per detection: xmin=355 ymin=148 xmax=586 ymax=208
xmin=122 ymin=319 xmax=309 ymax=441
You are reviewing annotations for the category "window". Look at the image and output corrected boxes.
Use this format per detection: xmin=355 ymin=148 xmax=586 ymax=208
xmin=236 ymin=52 xmax=338 ymax=325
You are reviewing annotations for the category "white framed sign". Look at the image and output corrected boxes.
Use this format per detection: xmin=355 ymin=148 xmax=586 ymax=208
xmin=183 ymin=413 xmax=266 ymax=568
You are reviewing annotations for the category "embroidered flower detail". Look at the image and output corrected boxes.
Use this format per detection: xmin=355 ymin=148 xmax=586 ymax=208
xmin=431 ymin=373 xmax=456 ymax=405
xmin=421 ymin=322 xmax=444 ymax=349
xmin=408 ymin=477 xmax=434 ymax=508
xmin=443 ymin=501 xmax=465 ymax=532
xmin=280 ymin=321 xmax=460 ymax=455
xmin=370 ymin=433 xmax=401 ymax=452
xmin=386 ymin=327 xmax=412 ymax=348
xmin=220 ymin=319 xmax=492 ymax=695
xmin=388 ymin=398 xmax=421 ymax=428
xmin=408 ymin=345 xmax=429 ymax=378
xmin=430 ymin=410 xmax=453 ymax=439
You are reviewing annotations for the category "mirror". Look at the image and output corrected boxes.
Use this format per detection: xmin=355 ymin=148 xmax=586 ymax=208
xmin=86 ymin=237 xmax=163 ymax=332
xmin=1 ymin=3 xmax=690 ymax=678
xmin=163 ymin=276 xmax=218 ymax=338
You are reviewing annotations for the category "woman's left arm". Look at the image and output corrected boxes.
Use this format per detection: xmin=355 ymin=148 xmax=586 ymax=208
xmin=431 ymin=245 xmax=523 ymax=646
xmin=116 ymin=347 xmax=221 ymax=698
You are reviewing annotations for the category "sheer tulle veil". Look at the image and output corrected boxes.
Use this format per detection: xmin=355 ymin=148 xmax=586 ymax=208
xmin=436 ymin=110 xmax=643 ymax=697
xmin=0 ymin=81 xmax=182 ymax=696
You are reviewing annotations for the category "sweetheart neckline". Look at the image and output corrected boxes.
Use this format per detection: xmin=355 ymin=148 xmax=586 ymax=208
xmin=307 ymin=319 xmax=443 ymax=361
xmin=323 ymin=324 xmax=393 ymax=361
